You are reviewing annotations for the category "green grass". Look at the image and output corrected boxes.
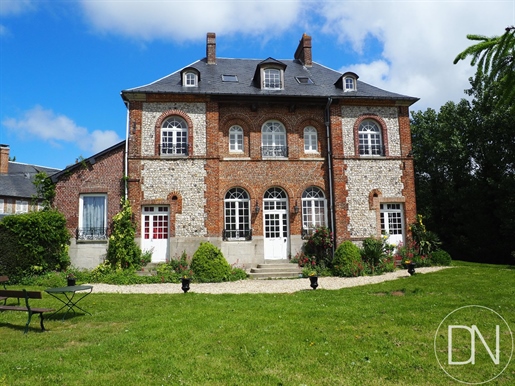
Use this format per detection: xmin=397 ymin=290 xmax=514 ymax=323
xmin=1 ymin=262 xmax=514 ymax=385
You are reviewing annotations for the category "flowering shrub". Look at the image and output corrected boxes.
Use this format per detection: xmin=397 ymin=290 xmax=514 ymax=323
xmin=302 ymin=226 xmax=334 ymax=269
xmin=332 ymin=241 xmax=364 ymax=277
xmin=359 ymin=236 xmax=396 ymax=275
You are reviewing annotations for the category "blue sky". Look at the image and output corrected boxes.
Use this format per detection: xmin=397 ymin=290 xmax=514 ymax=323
xmin=1 ymin=0 xmax=514 ymax=170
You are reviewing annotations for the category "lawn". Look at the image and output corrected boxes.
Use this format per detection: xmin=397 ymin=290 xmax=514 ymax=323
xmin=0 ymin=262 xmax=513 ymax=385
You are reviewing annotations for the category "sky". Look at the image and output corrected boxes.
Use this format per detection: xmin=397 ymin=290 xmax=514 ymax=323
xmin=0 ymin=0 xmax=514 ymax=170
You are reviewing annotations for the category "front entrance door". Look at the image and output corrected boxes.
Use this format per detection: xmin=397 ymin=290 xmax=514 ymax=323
xmin=263 ymin=188 xmax=289 ymax=260
xmin=380 ymin=203 xmax=404 ymax=246
xmin=142 ymin=206 xmax=169 ymax=263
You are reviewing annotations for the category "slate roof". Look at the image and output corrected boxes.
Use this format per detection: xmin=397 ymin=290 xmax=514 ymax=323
xmin=0 ymin=162 xmax=60 ymax=199
xmin=122 ymin=58 xmax=418 ymax=104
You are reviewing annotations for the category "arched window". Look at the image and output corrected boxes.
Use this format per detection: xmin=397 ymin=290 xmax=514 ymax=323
xmin=224 ymin=188 xmax=251 ymax=240
xmin=358 ymin=119 xmax=383 ymax=156
xmin=261 ymin=121 xmax=287 ymax=157
xmin=304 ymin=126 xmax=318 ymax=153
xmin=302 ymin=187 xmax=327 ymax=232
xmin=161 ymin=116 xmax=188 ymax=155
xmin=229 ymin=125 xmax=243 ymax=152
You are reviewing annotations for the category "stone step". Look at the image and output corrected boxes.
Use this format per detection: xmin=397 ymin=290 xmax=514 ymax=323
xmin=248 ymin=263 xmax=302 ymax=279
xmin=248 ymin=271 xmax=302 ymax=279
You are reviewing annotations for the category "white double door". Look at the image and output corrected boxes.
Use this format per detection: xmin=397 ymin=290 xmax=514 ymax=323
xmin=263 ymin=191 xmax=289 ymax=260
xmin=380 ymin=203 xmax=404 ymax=246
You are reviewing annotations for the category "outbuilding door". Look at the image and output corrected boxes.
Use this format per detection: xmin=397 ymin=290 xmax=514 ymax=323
xmin=142 ymin=206 xmax=169 ymax=263
xmin=263 ymin=188 xmax=289 ymax=260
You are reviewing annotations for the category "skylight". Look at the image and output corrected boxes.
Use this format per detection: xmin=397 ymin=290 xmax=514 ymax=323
xmin=222 ymin=75 xmax=238 ymax=82
xmin=295 ymin=77 xmax=314 ymax=84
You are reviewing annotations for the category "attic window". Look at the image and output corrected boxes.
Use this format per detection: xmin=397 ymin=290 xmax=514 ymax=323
xmin=262 ymin=68 xmax=283 ymax=89
xmin=295 ymin=76 xmax=313 ymax=84
xmin=182 ymin=70 xmax=199 ymax=87
xmin=222 ymin=74 xmax=238 ymax=82
xmin=345 ymin=77 xmax=356 ymax=91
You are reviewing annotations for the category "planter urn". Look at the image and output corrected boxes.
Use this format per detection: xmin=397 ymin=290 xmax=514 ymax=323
xmin=181 ymin=278 xmax=191 ymax=293
xmin=407 ymin=263 xmax=416 ymax=276
xmin=309 ymin=276 xmax=318 ymax=290
xmin=67 ymin=278 xmax=76 ymax=286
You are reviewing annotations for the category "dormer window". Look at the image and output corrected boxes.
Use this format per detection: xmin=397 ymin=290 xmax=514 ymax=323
xmin=335 ymin=71 xmax=358 ymax=92
xmin=254 ymin=58 xmax=287 ymax=90
xmin=181 ymin=68 xmax=200 ymax=87
xmin=263 ymin=68 xmax=282 ymax=89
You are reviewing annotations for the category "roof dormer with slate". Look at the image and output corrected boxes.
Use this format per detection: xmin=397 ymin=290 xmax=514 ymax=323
xmin=121 ymin=33 xmax=418 ymax=106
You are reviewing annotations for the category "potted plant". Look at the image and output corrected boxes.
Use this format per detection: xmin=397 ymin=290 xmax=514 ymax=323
xmin=308 ymin=271 xmax=318 ymax=290
xmin=66 ymin=273 xmax=76 ymax=287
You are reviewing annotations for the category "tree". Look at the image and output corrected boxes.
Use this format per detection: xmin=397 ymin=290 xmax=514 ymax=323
xmin=32 ymin=171 xmax=55 ymax=210
xmin=411 ymin=76 xmax=515 ymax=263
xmin=454 ymin=26 xmax=515 ymax=112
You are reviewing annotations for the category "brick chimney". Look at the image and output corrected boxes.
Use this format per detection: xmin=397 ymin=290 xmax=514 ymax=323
xmin=294 ymin=33 xmax=312 ymax=67
xmin=0 ymin=144 xmax=9 ymax=174
xmin=206 ymin=32 xmax=216 ymax=64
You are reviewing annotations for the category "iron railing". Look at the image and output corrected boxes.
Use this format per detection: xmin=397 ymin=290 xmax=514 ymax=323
xmin=222 ymin=229 xmax=252 ymax=241
xmin=77 ymin=228 xmax=108 ymax=241
xmin=160 ymin=143 xmax=188 ymax=156
xmin=261 ymin=145 xmax=288 ymax=158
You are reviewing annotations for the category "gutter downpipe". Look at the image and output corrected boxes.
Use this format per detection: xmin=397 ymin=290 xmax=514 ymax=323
xmin=325 ymin=97 xmax=336 ymax=258
xmin=123 ymin=100 xmax=130 ymax=200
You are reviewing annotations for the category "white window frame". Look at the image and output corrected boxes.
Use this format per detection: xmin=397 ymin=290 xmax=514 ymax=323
xmin=184 ymin=72 xmax=198 ymax=87
xmin=262 ymin=68 xmax=283 ymax=90
xmin=0 ymin=198 xmax=4 ymax=214
xmin=15 ymin=200 xmax=28 ymax=213
xmin=229 ymin=125 xmax=244 ymax=153
xmin=224 ymin=188 xmax=251 ymax=240
xmin=261 ymin=121 xmax=287 ymax=158
xmin=304 ymin=126 xmax=318 ymax=153
xmin=161 ymin=116 xmax=188 ymax=156
xmin=301 ymin=187 xmax=327 ymax=233
xmin=344 ymin=77 xmax=356 ymax=91
xmin=78 ymin=194 xmax=107 ymax=240
xmin=358 ymin=119 xmax=383 ymax=156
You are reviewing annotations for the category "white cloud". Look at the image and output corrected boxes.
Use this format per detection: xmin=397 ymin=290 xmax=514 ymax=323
xmin=317 ymin=1 xmax=515 ymax=111
xmin=2 ymin=105 xmax=122 ymax=154
xmin=79 ymin=0 xmax=305 ymax=42
xmin=0 ymin=0 xmax=34 ymax=16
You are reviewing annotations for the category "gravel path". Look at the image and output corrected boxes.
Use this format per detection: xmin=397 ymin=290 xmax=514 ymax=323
xmin=87 ymin=267 xmax=448 ymax=295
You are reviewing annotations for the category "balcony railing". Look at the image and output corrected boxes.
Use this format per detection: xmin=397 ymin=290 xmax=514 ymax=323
xmin=222 ymin=229 xmax=252 ymax=241
xmin=77 ymin=227 xmax=108 ymax=241
xmin=160 ymin=143 xmax=188 ymax=156
xmin=359 ymin=144 xmax=385 ymax=156
xmin=261 ymin=145 xmax=288 ymax=158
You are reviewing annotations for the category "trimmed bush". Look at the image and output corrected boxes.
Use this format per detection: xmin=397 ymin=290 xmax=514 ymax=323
xmin=332 ymin=241 xmax=364 ymax=277
xmin=430 ymin=249 xmax=452 ymax=266
xmin=190 ymin=242 xmax=232 ymax=283
xmin=0 ymin=210 xmax=70 ymax=281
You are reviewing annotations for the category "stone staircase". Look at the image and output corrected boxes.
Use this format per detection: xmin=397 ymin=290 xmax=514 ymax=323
xmin=136 ymin=263 xmax=160 ymax=277
xmin=248 ymin=261 xmax=302 ymax=279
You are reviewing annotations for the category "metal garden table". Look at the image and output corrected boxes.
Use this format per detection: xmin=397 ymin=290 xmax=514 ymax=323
xmin=45 ymin=285 xmax=93 ymax=319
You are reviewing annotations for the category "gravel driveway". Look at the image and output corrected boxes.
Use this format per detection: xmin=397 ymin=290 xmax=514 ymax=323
xmin=87 ymin=267 xmax=448 ymax=295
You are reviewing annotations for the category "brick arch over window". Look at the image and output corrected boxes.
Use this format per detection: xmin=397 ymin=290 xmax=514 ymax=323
xmin=221 ymin=117 xmax=252 ymax=155
xmin=353 ymin=114 xmax=389 ymax=156
xmin=154 ymin=110 xmax=195 ymax=156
